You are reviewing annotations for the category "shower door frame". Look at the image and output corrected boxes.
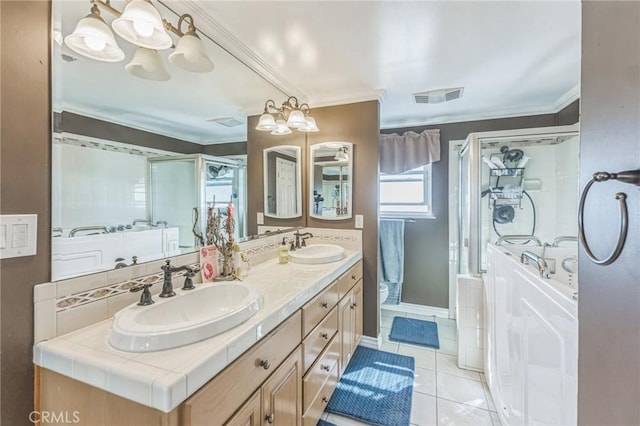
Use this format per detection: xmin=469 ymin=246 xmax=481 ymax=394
xmin=448 ymin=124 xmax=580 ymax=317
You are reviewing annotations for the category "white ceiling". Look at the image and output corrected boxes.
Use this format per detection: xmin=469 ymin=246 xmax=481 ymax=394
xmin=54 ymin=0 xmax=581 ymax=144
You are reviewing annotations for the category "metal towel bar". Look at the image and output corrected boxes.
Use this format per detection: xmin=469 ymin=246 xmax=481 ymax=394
xmin=578 ymin=169 xmax=640 ymax=265
xmin=495 ymin=235 xmax=542 ymax=246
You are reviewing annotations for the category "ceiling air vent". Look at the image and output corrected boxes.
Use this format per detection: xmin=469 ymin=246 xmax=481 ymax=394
xmin=207 ymin=117 xmax=244 ymax=128
xmin=413 ymin=87 xmax=464 ymax=104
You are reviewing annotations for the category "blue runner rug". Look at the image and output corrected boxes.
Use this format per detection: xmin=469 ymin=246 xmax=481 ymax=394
xmin=326 ymin=346 xmax=415 ymax=426
xmin=389 ymin=317 xmax=440 ymax=349
xmin=316 ymin=420 xmax=337 ymax=426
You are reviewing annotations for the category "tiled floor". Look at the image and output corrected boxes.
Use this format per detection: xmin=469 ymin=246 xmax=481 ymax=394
xmin=321 ymin=309 xmax=501 ymax=426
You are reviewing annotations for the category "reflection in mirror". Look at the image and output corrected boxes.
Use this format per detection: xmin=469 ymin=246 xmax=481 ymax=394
xmin=51 ymin=0 xmax=289 ymax=281
xmin=51 ymin=134 xmax=246 ymax=281
xmin=263 ymin=146 xmax=302 ymax=219
xmin=309 ymin=142 xmax=353 ymax=220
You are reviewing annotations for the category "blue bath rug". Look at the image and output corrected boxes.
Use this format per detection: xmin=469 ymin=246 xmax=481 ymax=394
xmin=326 ymin=346 xmax=415 ymax=426
xmin=316 ymin=420 xmax=337 ymax=426
xmin=389 ymin=317 xmax=440 ymax=349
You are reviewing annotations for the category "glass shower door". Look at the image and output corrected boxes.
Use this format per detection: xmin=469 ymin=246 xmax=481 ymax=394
xmin=148 ymin=156 xmax=200 ymax=251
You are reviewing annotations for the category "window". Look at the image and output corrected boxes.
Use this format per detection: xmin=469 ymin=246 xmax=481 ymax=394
xmin=379 ymin=165 xmax=433 ymax=217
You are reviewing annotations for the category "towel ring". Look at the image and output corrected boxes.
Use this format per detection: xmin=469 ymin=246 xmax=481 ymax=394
xmin=578 ymin=170 xmax=640 ymax=265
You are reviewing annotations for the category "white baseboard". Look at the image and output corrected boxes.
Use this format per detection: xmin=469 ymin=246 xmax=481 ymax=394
xmin=358 ymin=335 xmax=381 ymax=350
xmin=381 ymin=302 xmax=450 ymax=319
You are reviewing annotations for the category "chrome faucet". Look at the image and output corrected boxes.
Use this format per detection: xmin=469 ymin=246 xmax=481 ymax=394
xmin=521 ymin=250 xmax=549 ymax=278
xmin=293 ymin=230 xmax=313 ymax=249
xmin=115 ymin=256 xmax=138 ymax=269
xmin=160 ymin=260 xmax=195 ymax=297
xmin=552 ymin=236 xmax=578 ymax=247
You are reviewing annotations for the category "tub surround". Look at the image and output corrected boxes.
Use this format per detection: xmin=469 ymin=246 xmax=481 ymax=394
xmin=34 ymin=230 xmax=362 ymax=413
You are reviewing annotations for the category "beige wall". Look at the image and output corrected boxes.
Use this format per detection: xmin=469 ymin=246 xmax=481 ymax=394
xmin=0 ymin=1 xmax=51 ymax=424
xmin=247 ymin=101 xmax=380 ymax=338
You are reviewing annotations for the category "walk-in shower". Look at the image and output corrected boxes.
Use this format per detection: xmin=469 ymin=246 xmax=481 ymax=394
xmin=449 ymin=124 xmax=580 ymax=282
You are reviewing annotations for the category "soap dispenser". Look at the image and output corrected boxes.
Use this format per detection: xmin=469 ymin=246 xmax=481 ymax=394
xmin=279 ymin=238 xmax=290 ymax=264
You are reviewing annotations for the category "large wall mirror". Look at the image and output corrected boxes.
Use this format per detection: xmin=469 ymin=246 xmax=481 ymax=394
xmin=309 ymin=142 xmax=353 ymax=220
xmin=52 ymin=0 xmax=289 ymax=281
xmin=263 ymin=146 xmax=302 ymax=219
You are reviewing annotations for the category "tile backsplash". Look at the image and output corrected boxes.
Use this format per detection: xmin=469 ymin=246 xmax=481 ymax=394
xmin=34 ymin=228 xmax=362 ymax=344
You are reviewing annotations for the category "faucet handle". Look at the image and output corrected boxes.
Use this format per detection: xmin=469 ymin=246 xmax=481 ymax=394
xmin=161 ymin=259 xmax=171 ymax=271
xmin=182 ymin=267 xmax=199 ymax=291
xmin=130 ymin=283 xmax=155 ymax=306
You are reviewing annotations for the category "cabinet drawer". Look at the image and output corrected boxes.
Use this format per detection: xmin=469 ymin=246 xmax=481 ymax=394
xmin=302 ymin=307 xmax=338 ymax=373
xmin=338 ymin=261 xmax=363 ymax=299
xmin=182 ymin=311 xmax=301 ymax=426
xmin=302 ymin=335 xmax=340 ymax=411
xmin=302 ymin=280 xmax=339 ymax=337
xmin=302 ymin=364 xmax=338 ymax=426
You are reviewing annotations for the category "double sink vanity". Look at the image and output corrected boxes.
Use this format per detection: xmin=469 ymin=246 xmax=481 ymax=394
xmin=35 ymin=237 xmax=363 ymax=426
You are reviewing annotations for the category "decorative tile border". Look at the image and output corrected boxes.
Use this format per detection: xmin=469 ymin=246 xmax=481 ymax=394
xmin=34 ymin=227 xmax=363 ymax=343
xmin=55 ymin=267 xmax=197 ymax=312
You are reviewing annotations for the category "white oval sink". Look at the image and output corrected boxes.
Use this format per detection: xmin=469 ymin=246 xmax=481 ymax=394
xmin=109 ymin=283 xmax=263 ymax=352
xmin=289 ymin=244 xmax=346 ymax=264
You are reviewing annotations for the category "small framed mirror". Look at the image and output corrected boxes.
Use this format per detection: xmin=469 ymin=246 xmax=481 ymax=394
xmin=309 ymin=142 xmax=353 ymax=220
xmin=263 ymin=145 xmax=302 ymax=219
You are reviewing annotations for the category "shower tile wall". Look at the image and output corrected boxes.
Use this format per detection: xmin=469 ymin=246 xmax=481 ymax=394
xmin=555 ymin=136 xmax=580 ymax=237
xmin=52 ymin=143 xmax=147 ymax=229
xmin=480 ymin=138 xmax=579 ymax=266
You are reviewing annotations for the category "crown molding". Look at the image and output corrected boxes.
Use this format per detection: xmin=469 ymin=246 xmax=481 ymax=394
xmin=552 ymin=84 xmax=580 ymax=111
xmin=308 ymin=89 xmax=386 ymax=109
xmin=380 ymin=89 xmax=581 ymax=130
xmin=176 ymin=0 xmax=308 ymax=102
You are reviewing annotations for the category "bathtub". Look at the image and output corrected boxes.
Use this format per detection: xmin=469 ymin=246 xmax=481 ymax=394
xmin=485 ymin=244 xmax=578 ymax=426
xmin=52 ymin=227 xmax=181 ymax=281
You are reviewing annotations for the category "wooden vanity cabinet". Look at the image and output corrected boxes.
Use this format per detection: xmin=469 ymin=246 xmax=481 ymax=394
xmin=338 ymin=279 xmax=363 ymax=376
xmin=300 ymin=261 xmax=364 ymax=426
xmin=37 ymin=260 xmax=363 ymax=426
xmin=225 ymin=391 xmax=261 ymax=426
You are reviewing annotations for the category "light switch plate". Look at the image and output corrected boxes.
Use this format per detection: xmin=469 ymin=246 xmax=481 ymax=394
xmin=257 ymin=212 xmax=264 ymax=225
xmin=355 ymin=214 xmax=364 ymax=229
xmin=0 ymin=214 xmax=37 ymax=259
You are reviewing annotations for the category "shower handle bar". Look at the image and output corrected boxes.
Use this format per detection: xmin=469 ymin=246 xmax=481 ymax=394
xmin=495 ymin=235 xmax=542 ymax=246
xmin=578 ymin=169 xmax=640 ymax=265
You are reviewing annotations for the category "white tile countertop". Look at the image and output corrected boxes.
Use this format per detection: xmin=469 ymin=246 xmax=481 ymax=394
xmin=34 ymin=250 xmax=362 ymax=413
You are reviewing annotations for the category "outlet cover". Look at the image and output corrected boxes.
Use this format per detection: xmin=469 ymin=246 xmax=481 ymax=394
xmin=257 ymin=212 xmax=264 ymax=225
xmin=355 ymin=214 xmax=364 ymax=229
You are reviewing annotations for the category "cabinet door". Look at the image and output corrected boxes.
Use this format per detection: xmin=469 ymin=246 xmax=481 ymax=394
xmin=352 ymin=280 xmax=363 ymax=346
xmin=262 ymin=348 xmax=302 ymax=426
xmin=226 ymin=391 xmax=261 ymax=426
xmin=338 ymin=294 xmax=353 ymax=376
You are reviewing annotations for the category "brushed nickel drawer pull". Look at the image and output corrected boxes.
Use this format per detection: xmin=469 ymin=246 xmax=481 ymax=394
xmin=351 ymin=302 xmax=357 ymax=310
xmin=266 ymin=413 xmax=275 ymax=423
xmin=321 ymin=302 xmax=329 ymax=308
xmin=320 ymin=332 xmax=329 ymax=340
xmin=351 ymin=274 xmax=356 ymax=280
xmin=259 ymin=359 xmax=271 ymax=370
xmin=322 ymin=396 xmax=329 ymax=404
xmin=320 ymin=364 xmax=330 ymax=372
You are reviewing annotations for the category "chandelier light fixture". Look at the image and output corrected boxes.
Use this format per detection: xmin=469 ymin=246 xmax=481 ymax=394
xmin=64 ymin=0 xmax=214 ymax=81
xmin=334 ymin=147 xmax=349 ymax=162
xmin=255 ymin=96 xmax=319 ymax=135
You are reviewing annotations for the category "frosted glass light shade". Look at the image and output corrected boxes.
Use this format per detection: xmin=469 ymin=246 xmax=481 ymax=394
xmin=169 ymin=33 xmax=214 ymax=73
xmin=125 ymin=48 xmax=170 ymax=81
xmin=256 ymin=113 xmax=277 ymax=131
xmin=65 ymin=13 xmax=125 ymax=62
xmin=271 ymin=120 xmax=293 ymax=135
xmin=112 ymin=0 xmax=172 ymax=50
xmin=334 ymin=148 xmax=349 ymax=162
xmin=286 ymin=109 xmax=306 ymax=128
xmin=298 ymin=116 xmax=319 ymax=132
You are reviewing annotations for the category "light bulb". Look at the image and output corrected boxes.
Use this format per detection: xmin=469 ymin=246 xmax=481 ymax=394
xmin=133 ymin=20 xmax=154 ymax=37
xmin=84 ymin=36 xmax=106 ymax=51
